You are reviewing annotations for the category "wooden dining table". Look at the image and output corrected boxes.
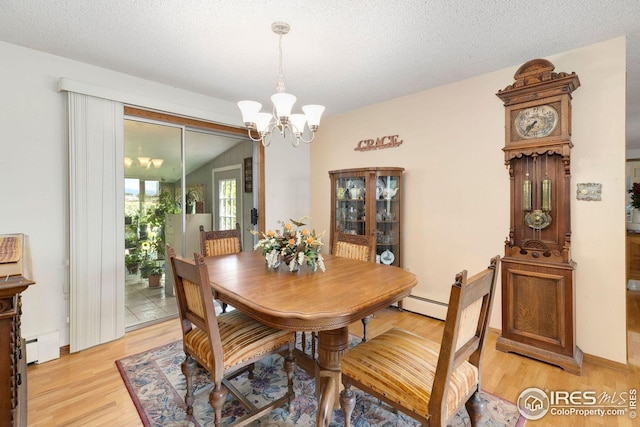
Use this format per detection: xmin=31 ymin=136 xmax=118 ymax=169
xmin=202 ymin=250 xmax=418 ymax=427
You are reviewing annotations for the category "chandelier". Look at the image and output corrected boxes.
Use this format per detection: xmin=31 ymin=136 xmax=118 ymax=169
xmin=237 ymin=22 xmax=325 ymax=147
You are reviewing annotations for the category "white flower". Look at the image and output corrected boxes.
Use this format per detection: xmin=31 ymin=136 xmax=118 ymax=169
xmin=317 ymin=254 xmax=326 ymax=272
xmin=265 ymin=249 xmax=280 ymax=268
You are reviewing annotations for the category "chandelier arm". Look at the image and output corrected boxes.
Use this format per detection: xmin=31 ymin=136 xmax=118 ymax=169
xmin=268 ymin=120 xmax=286 ymax=139
xmin=262 ymin=131 xmax=272 ymax=147
xmin=296 ymin=131 xmax=316 ymax=144
xmin=246 ymin=129 xmax=263 ymax=143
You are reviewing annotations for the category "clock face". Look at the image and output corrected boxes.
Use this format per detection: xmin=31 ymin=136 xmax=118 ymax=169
xmin=514 ymin=105 xmax=559 ymax=139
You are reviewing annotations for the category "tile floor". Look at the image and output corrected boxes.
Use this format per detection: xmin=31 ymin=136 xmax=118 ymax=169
xmin=125 ymin=272 xmax=178 ymax=330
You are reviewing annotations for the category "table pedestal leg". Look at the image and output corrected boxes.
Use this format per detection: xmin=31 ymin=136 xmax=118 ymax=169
xmin=315 ymin=326 xmax=349 ymax=425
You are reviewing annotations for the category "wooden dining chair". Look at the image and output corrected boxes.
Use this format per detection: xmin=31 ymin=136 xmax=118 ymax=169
xmin=167 ymin=245 xmax=296 ymax=427
xmin=339 ymin=256 xmax=500 ymax=427
xmin=199 ymin=223 xmax=242 ymax=256
xmin=332 ymin=232 xmax=377 ymax=341
xmin=199 ymin=223 xmax=242 ymax=313
xmin=332 ymin=232 xmax=376 ymax=263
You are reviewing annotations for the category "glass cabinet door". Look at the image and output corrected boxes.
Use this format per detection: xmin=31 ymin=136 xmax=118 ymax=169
xmin=330 ymin=167 xmax=404 ymax=267
xmin=334 ymin=175 xmax=367 ymax=235
xmin=374 ymin=174 xmax=401 ymax=266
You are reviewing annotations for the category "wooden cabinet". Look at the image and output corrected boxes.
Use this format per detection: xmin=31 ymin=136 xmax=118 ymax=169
xmin=329 ymin=167 xmax=404 ymax=267
xmin=627 ymin=232 xmax=640 ymax=282
xmin=0 ymin=276 xmax=33 ymax=427
xmin=498 ymin=259 xmax=580 ymax=372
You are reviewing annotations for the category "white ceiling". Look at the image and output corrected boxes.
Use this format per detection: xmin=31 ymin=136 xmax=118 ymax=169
xmin=2 ymin=1 xmax=640 ymax=147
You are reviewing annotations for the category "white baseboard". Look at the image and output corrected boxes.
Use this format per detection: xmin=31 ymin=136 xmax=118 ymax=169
xmin=25 ymin=331 xmax=60 ymax=364
xmin=401 ymin=295 xmax=448 ymax=320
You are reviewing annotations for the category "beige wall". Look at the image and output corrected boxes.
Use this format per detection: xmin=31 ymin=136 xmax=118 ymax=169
xmin=310 ymin=37 xmax=627 ymax=364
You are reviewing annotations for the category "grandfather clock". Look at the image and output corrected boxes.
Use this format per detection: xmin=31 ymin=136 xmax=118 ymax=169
xmin=495 ymin=59 xmax=582 ymax=375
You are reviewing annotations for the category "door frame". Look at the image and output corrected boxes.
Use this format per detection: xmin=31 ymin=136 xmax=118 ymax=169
xmin=212 ymin=164 xmax=243 ymax=233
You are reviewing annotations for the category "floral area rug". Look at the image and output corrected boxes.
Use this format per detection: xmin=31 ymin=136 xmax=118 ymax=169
xmin=116 ymin=339 xmax=524 ymax=426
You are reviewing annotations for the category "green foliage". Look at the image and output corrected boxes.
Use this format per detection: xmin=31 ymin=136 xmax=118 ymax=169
xmin=630 ymin=183 xmax=640 ymax=208
xmin=125 ymin=250 xmax=144 ymax=274
xmin=140 ymin=259 xmax=163 ymax=278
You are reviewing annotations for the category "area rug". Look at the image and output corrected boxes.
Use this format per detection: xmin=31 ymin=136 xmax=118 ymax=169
xmin=116 ymin=339 xmax=524 ymax=426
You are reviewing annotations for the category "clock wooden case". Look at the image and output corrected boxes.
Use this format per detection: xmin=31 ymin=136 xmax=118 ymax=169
xmin=495 ymin=59 xmax=582 ymax=375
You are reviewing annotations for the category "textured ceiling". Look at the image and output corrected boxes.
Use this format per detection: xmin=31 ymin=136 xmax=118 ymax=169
xmin=1 ymin=1 xmax=640 ymax=147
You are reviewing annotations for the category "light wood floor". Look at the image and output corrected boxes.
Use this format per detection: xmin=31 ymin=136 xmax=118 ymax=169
xmin=27 ymin=295 xmax=640 ymax=427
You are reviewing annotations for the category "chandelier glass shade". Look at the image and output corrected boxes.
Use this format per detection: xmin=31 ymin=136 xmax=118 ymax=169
xmin=124 ymin=156 xmax=164 ymax=169
xmin=237 ymin=22 xmax=325 ymax=147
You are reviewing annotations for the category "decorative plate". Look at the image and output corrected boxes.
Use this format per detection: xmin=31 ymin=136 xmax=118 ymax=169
xmin=380 ymin=249 xmax=395 ymax=265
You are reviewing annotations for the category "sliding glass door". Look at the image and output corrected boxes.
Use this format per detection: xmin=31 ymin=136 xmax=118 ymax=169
xmin=124 ymin=120 xmax=182 ymax=329
xmin=123 ymin=117 xmax=254 ymax=330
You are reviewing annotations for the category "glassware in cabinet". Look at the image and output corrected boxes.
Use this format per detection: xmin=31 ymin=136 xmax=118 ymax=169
xmin=329 ymin=167 xmax=403 ymax=267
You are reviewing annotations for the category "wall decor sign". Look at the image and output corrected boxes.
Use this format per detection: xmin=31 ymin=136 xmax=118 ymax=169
xmin=354 ymin=134 xmax=403 ymax=151
xmin=576 ymin=183 xmax=602 ymax=201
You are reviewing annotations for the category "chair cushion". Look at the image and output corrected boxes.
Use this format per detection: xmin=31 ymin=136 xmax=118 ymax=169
xmin=341 ymin=327 xmax=478 ymax=420
xmin=184 ymin=310 xmax=294 ymax=376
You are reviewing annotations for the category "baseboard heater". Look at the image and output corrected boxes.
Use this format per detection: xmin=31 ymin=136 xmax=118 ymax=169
xmin=25 ymin=331 xmax=60 ymax=364
xmin=401 ymin=295 xmax=448 ymax=321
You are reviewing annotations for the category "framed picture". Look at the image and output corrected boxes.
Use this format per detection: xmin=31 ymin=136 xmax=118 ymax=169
xmin=244 ymin=157 xmax=253 ymax=193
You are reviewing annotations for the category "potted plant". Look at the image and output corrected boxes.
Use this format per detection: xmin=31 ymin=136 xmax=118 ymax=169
xmin=141 ymin=259 xmax=163 ymax=287
xmin=125 ymin=250 xmax=143 ymax=274
xmin=140 ymin=258 xmax=157 ymax=277
xmin=630 ymin=182 xmax=640 ymax=223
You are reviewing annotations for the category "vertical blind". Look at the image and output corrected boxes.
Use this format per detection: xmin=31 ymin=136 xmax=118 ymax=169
xmin=67 ymin=92 xmax=125 ymax=352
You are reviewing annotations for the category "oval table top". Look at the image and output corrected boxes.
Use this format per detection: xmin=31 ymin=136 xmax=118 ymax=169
xmin=203 ymin=251 xmax=418 ymax=332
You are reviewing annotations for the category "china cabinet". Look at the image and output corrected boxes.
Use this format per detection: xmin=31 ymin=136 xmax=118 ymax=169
xmin=329 ymin=167 xmax=404 ymax=267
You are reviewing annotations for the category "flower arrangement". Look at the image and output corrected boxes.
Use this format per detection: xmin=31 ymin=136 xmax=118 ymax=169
xmin=251 ymin=216 xmax=326 ymax=272
xmin=630 ymin=183 xmax=640 ymax=209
